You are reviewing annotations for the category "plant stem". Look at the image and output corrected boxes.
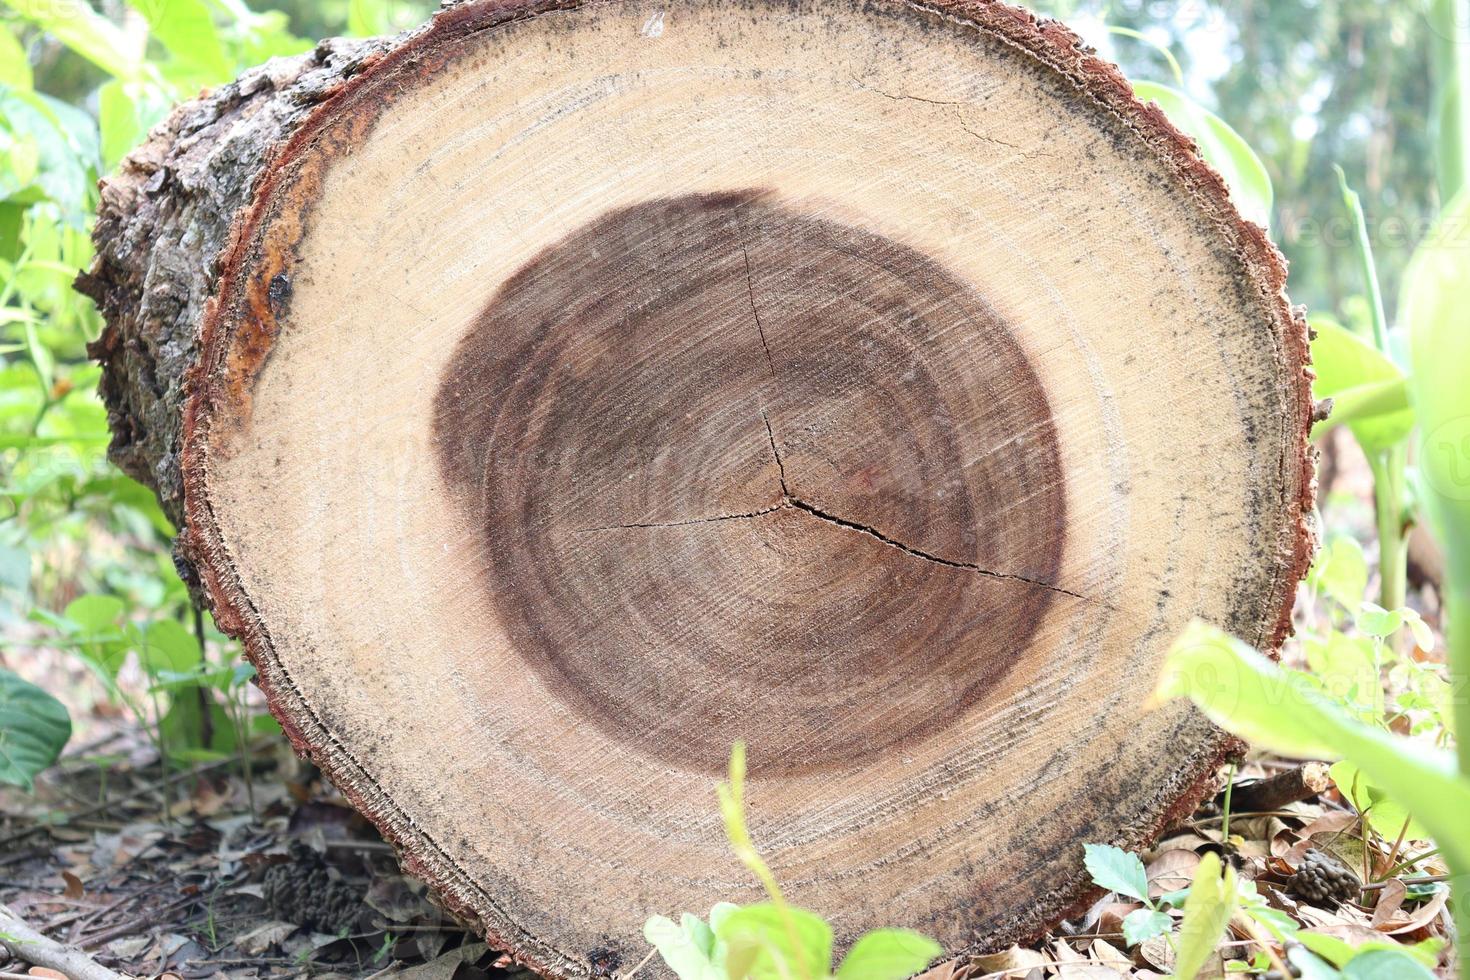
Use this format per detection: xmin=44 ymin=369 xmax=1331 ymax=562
xmin=1368 ymin=449 xmax=1409 ymax=613
xmin=1443 ymin=585 xmax=1470 ymax=980
xmin=1220 ymin=763 xmax=1236 ymax=843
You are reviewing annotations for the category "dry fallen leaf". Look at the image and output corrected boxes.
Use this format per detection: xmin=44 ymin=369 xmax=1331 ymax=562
xmin=1383 ymin=886 xmax=1450 ymax=936
xmin=1145 ymin=849 xmax=1200 ymax=897
xmin=1135 ymin=934 xmax=1175 ymax=973
xmin=1370 ymin=879 xmax=1408 ymax=929
xmin=973 ymin=945 xmax=1048 ymax=980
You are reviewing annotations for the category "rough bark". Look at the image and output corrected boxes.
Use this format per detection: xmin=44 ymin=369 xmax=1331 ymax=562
xmin=77 ymin=0 xmax=1317 ymax=976
xmin=77 ymin=35 xmax=393 ymax=532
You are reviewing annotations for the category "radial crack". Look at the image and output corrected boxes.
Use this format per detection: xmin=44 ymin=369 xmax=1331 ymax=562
xmin=761 ymin=410 xmax=790 ymax=496
xmin=785 ymin=496 xmax=1094 ymax=603
xmin=733 ymin=211 xmax=778 ymax=381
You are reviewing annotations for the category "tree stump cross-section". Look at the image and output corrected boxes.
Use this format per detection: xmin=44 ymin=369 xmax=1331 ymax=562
xmin=79 ymin=0 xmax=1317 ymax=975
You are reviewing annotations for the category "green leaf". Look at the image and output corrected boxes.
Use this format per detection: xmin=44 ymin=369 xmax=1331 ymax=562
xmin=0 ymin=667 xmax=71 ymax=789
xmin=1355 ymin=603 xmax=1404 ymax=638
xmin=716 ymin=903 xmax=832 ymax=980
xmin=1120 ymin=908 xmax=1171 ymax=946
xmin=1131 ymin=81 xmax=1273 ymax=227
xmin=1301 ymin=631 xmax=1380 ymax=721
xmin=1309 ymin=317 xmax=1413 ymax=452
xmin=1082 ymin=843 xmax=1150 ymax=903
xmin=1172 ymin=852 xmax=1237 ymax=980
xmin=1406 ymin=190 xmax=1470 ymax=588
xmin=136 ymin=617 xmax=201 ymax=674
xmin=1294 ymin=933 xmax=1357 ymax=968
xmin=1309 ymin=536 xmax=1369 ymax=612
xmin=1328 ymin=762 xmax=1429 ymax=842
xmin=835 ymin=929 xmax=942 ymax=980
xmin=0 ymin=25 xmax=32 ymax=90
xmin=1155 ymin=621 xmax=1470 ymax=870
xmin=0 ymin=0 xmax=144 ymax=80
xmin=682 ymin=912 xmax=716 ymax=960
xmin=1288 ymin=945 xmax=1344 ymax=980
xmin=1340 ymin=949 xmax=1436 ymax=980
xmin=62 ymin=593 xmax=124 ymax=634
xmin=124 ymin=0 xmax=229 ymax=82
xmin=644 ymin=914 xmax=722 ymax=980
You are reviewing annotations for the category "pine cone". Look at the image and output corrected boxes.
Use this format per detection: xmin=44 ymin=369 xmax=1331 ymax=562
xmin=1286 ymin=849 xmax=1360 ymax=908
xmin=262 ymin=841 xmax=366 ymax=934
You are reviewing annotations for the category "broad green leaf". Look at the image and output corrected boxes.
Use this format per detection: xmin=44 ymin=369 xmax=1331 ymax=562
xmin=1340 ymin=949 xmax=1436 ymax=980
xmin=0 ymin=667 xmax=71 ymax=789
xmin=716 ymin=903 xmax=832 ymax=980
xmin=1132 ymin=81 xmax=1272 ymax=228
xmin=1328 ymin=762 xmax=1429 ymax=842
xmin=1356 ymin=602 xmax=1404 ymax=638
xmin=645 ymin=914 xmax=721 ymax=980
xmin=1309 ymin=317 xmax=1413 ymax=452
xmin=0 ymin=89 xmax=92 ymax=215
xmin=1289 ymin=945 xmax=1345 ymax=980
xmin=1120 ymin=908 xmax=1171 ymax=946
xmin=1301 ymin=631 xmax=1380 ymax=720
xmin=835 ymin=929 xmax=942 ymax=980
xmin=0 ymin=0 xmax=143 ymax=80
xmin=1297 ymin=933 xmax=1442 ymax=971
xmin=1295 ymin=933 xmax=1358 ymax=968
xmin=1155 ymin=621 xmax=1470 ymax=869
xmin=135 ymin=618 xmax=201 ymax=674
xmin=348 ymin=0 xmax=393 ymax=37
xmin=1405 ymin=190 xmax=1470 ymax=589
xmin=1309 ymin=536 xmax=1369 ymax=612
xmin=1172 ymin=852 xmax=1236 ymax=980
xmin=97 ymin=80 xmax=160 ymax=171
xmin=683 ymin=912 xmax=716 ymax=960
xmin=125 ymin=0 xmax=228 ymax=81
xmin=0 ymin=26 xmax=31 ymax=90
xmin=63 ymin=593 xmax=124 ymax=634
xmin=1082 ymin=843 xmax=1150 ymax=903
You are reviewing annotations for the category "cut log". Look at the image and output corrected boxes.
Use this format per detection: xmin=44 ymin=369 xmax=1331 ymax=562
xmin=77 ymin=0 xmax=1316 ymax=976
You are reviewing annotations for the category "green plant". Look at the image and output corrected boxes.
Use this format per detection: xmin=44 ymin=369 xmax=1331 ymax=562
xmin=1154 ymin=620 xmax=1467 ymax=980
xmin=1404 ymin=186 xmax=1470 ymax=972
xmin=1308 ymin=170 xmax=1417 ymax=614
xmin=642 ymin=743 xmax=942 ymax=980
xmin=0 ymin=664 xmax=70 ymax=787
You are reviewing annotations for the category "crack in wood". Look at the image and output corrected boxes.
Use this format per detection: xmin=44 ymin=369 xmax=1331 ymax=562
xmin=573 ymin=409 xmax=1094 ymax=606
xmin=733 ymin=211 xmax=778 ymax=382
xmin=782 ymin=497 xmax=1093 ymax=603
xmin=573 ymin=504 xmax=784 ymax=533
xmin=760 ymin=409 xmax=790 ymax=496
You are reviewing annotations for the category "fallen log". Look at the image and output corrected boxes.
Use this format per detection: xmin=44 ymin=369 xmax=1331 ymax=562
xmin=77 ymin=0 xmax=1316 ymax=975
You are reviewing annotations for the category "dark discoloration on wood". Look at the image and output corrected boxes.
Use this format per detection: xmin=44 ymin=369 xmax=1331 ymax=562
xmin=433 ymin=191 xmax=1065 ymax=774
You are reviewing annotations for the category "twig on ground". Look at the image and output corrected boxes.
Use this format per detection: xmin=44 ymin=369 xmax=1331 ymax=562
xmin=0 ymin=903 xmax=130 ymax=980
xmin=1228 ymin=763 xmax=1332 ymax=814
